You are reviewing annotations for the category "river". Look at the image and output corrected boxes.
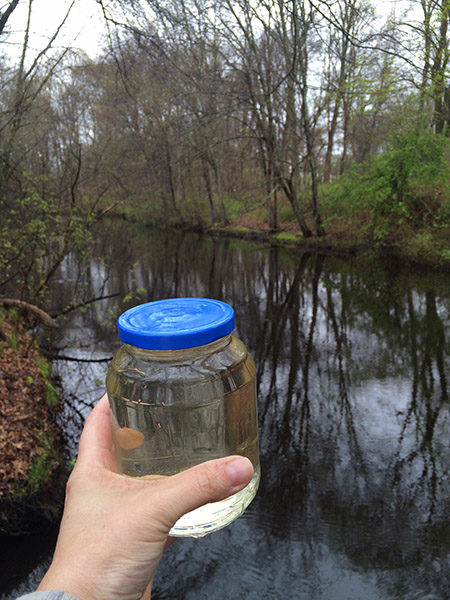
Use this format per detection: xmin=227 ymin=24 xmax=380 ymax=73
xmin=1 ymin=220 xmax=449 ymax=599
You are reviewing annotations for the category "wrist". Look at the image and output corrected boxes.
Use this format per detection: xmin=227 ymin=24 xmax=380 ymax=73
xmin=38 ymin=561 xmax=145 ymax=600
xmin=38 ymin=565 xmax=95 ymax=600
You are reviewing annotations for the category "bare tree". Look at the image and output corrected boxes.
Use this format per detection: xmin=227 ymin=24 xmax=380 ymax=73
xmin=0 ymin=0 xmax=19 ymax=36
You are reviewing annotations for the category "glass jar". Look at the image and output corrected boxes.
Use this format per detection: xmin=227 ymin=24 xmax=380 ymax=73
xmin=106 ymin=297 xmax=260 ymax=537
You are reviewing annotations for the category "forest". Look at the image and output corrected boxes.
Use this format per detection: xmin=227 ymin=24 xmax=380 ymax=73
xmin=0 ymin=0 xmax=449 ymax=307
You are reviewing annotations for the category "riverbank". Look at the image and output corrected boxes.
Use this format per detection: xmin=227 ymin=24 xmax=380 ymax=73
xmin=120 ymin=212 xmax=449 ymax=269
xmin=0 ymin=307 xmax=66 ymax=534
xmin=207 ymin=222 xmax=450 ymax=268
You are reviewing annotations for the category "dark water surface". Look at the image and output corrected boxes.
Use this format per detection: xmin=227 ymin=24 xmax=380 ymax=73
xmin=1 ymin=221 xmax=449 ymax=599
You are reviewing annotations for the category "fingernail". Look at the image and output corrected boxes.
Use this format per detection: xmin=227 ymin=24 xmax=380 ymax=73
xmin=225 ymin=457 xmax=254 ymax=487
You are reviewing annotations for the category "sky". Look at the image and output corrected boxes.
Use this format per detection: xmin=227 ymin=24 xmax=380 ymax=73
xmin=2 ymin=0 xmax=106 ymax=59
xmin=2 ymin=0 xmax=422 ymax=62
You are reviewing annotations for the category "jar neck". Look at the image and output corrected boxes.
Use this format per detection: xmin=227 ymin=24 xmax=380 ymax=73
xmin=124 ymin=334 xmax=232 ymax=361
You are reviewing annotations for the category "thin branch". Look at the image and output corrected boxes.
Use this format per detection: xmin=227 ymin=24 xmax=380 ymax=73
xmin=51 ymin=292 xmax=120 ymax=318
xmin=51 ymin=355 xmax=112 ymax=363
xmin=0 ymin=0 xmax=20 ymax=36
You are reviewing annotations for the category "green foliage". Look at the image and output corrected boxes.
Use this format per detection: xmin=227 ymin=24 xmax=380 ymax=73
xmin=36 ymin=357 xmax=60 ymax=408
xmin=27 ymin=452 xmax=55 ymax=495
xmin=214 ymin=225 xmax=252 ymax=235
xmin=278 ymin=202 xmax=296 ymax=223
xmin=122 ymin=292 xmax=134 ymax=304
xmin=222 ymin=195 xmax=245 ymax=219
xmin=440 ymin=248 xmax=450 ymax=263
xmin=221 ymin=193 xmax=259 ymax=221
xmin=271 ymin=231 xmax=303 ymax=244
xmin=45 ymin=382 xmax=60 ymax=408
xmin=434 ymin=196 xmax=450 ymax=227
xmin=8 ymin=308 xmax=19 ymax=322
xmin=325 ymin=126 xmax=449 ymax=242
xmin=36 ymin=357 xmax=51 ymax=379
xmin=0 ymin=175 xmax=94 ymax=300
xmin=8 ymin=331 xmax=18 ymax=352
xmin=122 ymin=286 xmax=146 ymax=306
xmin=12 ymin=430 xmax=59 ymax=499
xmin=404 ymin=230 xmax=450 ymax=266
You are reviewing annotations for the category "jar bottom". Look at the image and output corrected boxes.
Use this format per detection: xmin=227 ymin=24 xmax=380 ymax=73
xmin=169 ymin=466 xmax=260 ymax=538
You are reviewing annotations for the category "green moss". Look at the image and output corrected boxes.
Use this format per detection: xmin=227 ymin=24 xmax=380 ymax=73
xmin=12 ymin=430 xmax=59 ymax=500
xmin=27 ymin=452 xmax=54 ymax=494
xmin=45 ymin=382 xmax=60 ymax=408
xmin=35 ymin=357 xmax=60 ymax=407
xmin=8 ymin=330 xmax=18 ymax=351
xmin=36 ymin=357 xmax=51 ymax=378
xmin=210 ymin=224 xmax=254 ymax=235
xmin=271 ymin=231 xmax=303 ymax=245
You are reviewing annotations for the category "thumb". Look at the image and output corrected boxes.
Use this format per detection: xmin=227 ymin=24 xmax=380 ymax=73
xmin=148 ymin=456 xmax=254 ymax=529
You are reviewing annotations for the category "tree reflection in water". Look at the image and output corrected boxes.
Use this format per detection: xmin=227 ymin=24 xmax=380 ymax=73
xmin=3 ymin=223 xmax=447 ymax=600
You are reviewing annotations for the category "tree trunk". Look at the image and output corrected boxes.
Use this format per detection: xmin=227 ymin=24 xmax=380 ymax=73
xmin=300 ymin=66 xmax=325 ymax=236
xmin=431 ymin=2 xmax=449 ymax=134
xmin=279 ymin=177 xmax=312 ymax=238
xmin=0 ymin=0 xmax=20 ymax=36
xmin=164 ymin=140 xmax=179 ymax=215
xmin=201 ymin=156 xmax=219 ymax=223
xmin=323 ymin=102 xmax=340 ymax=183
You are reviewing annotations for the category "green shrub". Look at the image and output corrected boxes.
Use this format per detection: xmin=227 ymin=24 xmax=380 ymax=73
xmin=8 ymin=331 xmax=18 ymax=351
xmin=325 ymin=126 xmax=449 ymax=237
xmin=0 ymin=175 xmax=93 ymax=301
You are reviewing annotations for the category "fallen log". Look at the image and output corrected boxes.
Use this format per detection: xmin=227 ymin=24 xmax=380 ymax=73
xmin=0 ymin=298 xmax=57 ymax=328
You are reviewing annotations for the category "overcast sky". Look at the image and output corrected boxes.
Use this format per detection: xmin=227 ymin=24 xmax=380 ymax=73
xmin=2 ymin=0 xmax=422 ymax=61
xmin=3 ymin=0 xmax=105 ymax=59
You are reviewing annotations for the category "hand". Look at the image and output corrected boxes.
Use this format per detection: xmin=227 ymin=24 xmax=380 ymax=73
xmin=38 ymin=394 xmax=254 ymax=600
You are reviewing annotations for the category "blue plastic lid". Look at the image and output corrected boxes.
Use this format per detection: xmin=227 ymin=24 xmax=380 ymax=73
xmin=117 ymin=297 xmax=235 ymax=350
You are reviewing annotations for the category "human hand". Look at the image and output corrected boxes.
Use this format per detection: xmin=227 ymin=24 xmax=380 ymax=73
xmin=38 ymin=394 xmax=254 ymax=600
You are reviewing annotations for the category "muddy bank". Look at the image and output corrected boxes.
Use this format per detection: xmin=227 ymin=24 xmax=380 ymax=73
xmin=0 ymin=308 xmax=67 ymax=535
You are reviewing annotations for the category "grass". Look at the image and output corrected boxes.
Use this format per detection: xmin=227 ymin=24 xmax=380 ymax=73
xmin=271 ymin=231 xmax=304 ymax=245
xmin=36 ymin=357 xmax=60 ymax=408
xmin=26 ymin=451 xmax=55 ymax=495
xmin=8 ymin=330 xmax=18 ymax=351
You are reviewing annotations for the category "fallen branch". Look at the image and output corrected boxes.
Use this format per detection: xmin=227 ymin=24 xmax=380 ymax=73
xmin=52 ymin=355 xmax=112 ymax=363
xmin=0 ymin=298 xmax=57 ymax=328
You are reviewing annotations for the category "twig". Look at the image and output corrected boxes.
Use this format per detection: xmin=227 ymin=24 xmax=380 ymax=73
xmin=51 ymin=293 xmax=120 ymax=318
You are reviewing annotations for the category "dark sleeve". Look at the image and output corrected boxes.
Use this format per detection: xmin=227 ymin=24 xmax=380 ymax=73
xmin=16 ymin=592 xmax=78 ymax=600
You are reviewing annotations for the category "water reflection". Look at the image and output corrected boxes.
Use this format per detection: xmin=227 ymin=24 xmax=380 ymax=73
xmin=2 ymin=221 xmax=448 ymax=599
